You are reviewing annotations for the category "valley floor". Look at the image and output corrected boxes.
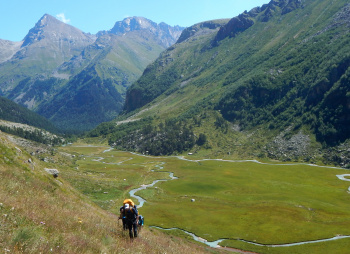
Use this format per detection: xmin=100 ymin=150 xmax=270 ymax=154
xmin=57 ymin=141 xmax=350 ymax=254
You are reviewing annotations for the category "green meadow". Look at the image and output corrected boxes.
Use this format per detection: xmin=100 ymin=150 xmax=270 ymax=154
xmin=60 ymin=144 xmax=350 ymax=253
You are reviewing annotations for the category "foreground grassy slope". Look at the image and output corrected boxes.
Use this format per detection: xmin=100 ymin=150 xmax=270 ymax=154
xmin=0 ymin=133 xmax=220 ymax=253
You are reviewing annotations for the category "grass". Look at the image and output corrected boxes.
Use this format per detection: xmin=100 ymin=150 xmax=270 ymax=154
xmin=0 ymin=134 xmax=219 ymax=253
xmin=4 ymin=134 xmax=349 ymax=253
xmin=56 ymin=140 xmax=350 ymax=253
xmin=140 ymin=158 xmax=350 ymax=253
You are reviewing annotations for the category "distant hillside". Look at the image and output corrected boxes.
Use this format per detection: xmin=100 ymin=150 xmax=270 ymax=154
xmin=93 ymin=0 xmax=350 ymax=167
xmin=0 ymin=96 xmax=57 ymax=133
xmin=0 ymin=39 xmax=22 ymax=63
xmin=0 ymin=15 xmax=184 ymax=133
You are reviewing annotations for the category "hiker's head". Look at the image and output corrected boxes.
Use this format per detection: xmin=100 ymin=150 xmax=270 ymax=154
xmin=125 ymin=203 xmax=130 ymax=209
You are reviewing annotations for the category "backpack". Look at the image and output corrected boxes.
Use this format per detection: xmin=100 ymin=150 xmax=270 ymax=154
xmin=138 ymin=215 xmax=144 ymax=226
xmin=123 ymin=199 xmax=134 ymax=207
xmin=123 ymin=203 xmax=137 ymax=222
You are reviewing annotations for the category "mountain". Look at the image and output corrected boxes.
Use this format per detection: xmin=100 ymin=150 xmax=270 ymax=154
xmin=94 ymin=0 xmax=350 ymax=166
xmin=0 ymin=14 xmax=95 ymax=93
xmin=98 ymin=16 xmax=183 ymax=47
xmin=123 ymin=19 xmax=229 ymax=112
xmin=0 ymin=39 xmax=22 ymax=64
xmin=0 ymin=96 xmax=57 ymax=133
xmin=0 ymin=15 xmax=183 ymax=133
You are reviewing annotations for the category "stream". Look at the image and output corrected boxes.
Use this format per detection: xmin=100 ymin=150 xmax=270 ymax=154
xmin=126 ymin=155 xmax=350 ymax=249
xmin=149 ymin=226 xmax=350 ymax=248
xmin=129 ymin=172 xmax=178 ymax=208
xmin=89 ymin=147 xmax=350 ymax=249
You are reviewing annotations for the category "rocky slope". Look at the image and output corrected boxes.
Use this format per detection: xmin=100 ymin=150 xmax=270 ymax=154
xmin=0 ymin=39 xmax=22 ymax=64
xmin=99 ymin=16 xmax=183 ymax=47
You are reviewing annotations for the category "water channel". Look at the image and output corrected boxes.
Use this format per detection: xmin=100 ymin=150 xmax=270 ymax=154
xmin=126 ymin=156 xmax=350 ymax=249
xmin=93 ymin=147 xmax=350 ymax=249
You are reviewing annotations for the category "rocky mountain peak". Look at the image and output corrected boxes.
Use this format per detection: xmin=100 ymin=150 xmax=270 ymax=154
xmin=110 ymin=17 xmax=157 ymax=34
xmin=98 ymin=16 xmax=184 ymax=48
xmin=22 ymin=14 xmax=96 ymax=48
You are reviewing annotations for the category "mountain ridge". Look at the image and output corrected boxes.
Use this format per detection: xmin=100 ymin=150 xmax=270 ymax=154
xmin=0 ymin=14 xmax=184 ymax=132
xmin=21 ymin=14 xmax=97 ymax=48
xmin=97 ymin=0 xmax=350 ymax=166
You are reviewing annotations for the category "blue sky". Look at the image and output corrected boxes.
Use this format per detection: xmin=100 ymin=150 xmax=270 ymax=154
xmin=0 ymin=0 xmax=269 ymax=42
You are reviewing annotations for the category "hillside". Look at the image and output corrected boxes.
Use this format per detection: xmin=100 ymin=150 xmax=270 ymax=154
xmin=0 ymin=96 xmax=57 ymax=133
xmin=0 ymin=127 xmax=218 ymax=253
xmin=92 ymin=0 xmax=350 ymax=167
xmin=0 ymin=15 xmax=183 ymax=133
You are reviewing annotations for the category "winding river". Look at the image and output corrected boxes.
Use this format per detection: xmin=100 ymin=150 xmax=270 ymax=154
xmin=129 ymin=171 xmax=178 ymax=208
xmin=126 ymin=153 xmax=350 ymax=249
xmin=89 ymin=147 xmax=350 ymax=249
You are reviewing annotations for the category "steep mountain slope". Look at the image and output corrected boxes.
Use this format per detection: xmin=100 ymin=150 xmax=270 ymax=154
xmin=37 ymin=18 xmax=183 ymax=132
xmin=124 ymin=19 xmax=229 ymax=112
xmin=0 ymin=96 xmax=57 ymax=133
xmin=0 ymin=15 xmax=183 ymax=133
xmin=0 ymin=39 xmax=22 ymax=64
xmin=0 ymin=14 xmax=95 ymax=94
xmin=98 ymin=0 xmax=350 ymax=166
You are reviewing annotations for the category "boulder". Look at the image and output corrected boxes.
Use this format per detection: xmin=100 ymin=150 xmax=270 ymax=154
xmin=45 ymin=168 xmax=59 ymax=178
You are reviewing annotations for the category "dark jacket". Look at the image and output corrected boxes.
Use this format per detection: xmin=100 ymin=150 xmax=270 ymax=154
xmin=123 ymin=206 xmax=138 ymax=222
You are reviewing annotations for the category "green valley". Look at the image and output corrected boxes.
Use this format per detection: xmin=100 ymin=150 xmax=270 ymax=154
xmin=57 ymin=141 xmax=350 ymax=254
xmin=98 ymin=0 xmax=350 ymax=167
xmin=2 ymin=0 xmax=350 ymax=253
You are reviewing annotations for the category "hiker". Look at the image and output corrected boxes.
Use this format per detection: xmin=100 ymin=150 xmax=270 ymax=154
xmin=119 ymin=199 xmax=138 ymax=238
xmin=119 ymin=205 xmax=127 ymax=230
xmin=137 ymin=215 xmax=144 ymax=231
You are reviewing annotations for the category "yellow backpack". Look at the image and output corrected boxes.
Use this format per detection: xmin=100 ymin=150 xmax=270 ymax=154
xmin=123 ymin=199 xmax=135 ymax=207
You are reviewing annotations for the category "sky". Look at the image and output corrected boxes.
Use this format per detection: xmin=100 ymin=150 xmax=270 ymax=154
xmin=0 ymin=0 xmax=269 ymax=42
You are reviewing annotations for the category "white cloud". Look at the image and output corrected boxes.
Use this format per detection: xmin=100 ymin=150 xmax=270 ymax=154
xmin=56 ymin=13 xmax=71 ymax=24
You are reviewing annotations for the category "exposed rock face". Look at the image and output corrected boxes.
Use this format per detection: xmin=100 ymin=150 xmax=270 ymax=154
xmin=0 ymin=40 xmax=22 ymax=63
xmin=44 ymin=168 xmax=59 ymax=178
xmin=318 ymin=3 xmax=350 ymax=34
xmin=281 ymin=0 xmax=303 ymax=15
xmin=266 ymin=129 xmax=313 ymax=161
xmin=214 ymin=0 xmax=303 ymax=43
xmin=215 ymin=13 xmax=254 ymax=42
xmin=98 ymin=17 xmax=184 ymax=48
xmin=110 ymin=17 xmax=158 ymax=34
xmin=20 ymin=14 xmax=96 ymax=57
xmin=177 ymin=20 xmax=228 ymax=44
xmin=260 ymin=0 xmax=303 ymax=21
